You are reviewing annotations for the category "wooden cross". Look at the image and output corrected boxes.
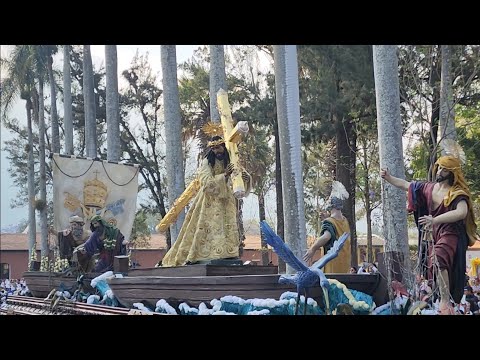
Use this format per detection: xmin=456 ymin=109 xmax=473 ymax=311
xmin=216 ymin=88 xmax=249 ymax=198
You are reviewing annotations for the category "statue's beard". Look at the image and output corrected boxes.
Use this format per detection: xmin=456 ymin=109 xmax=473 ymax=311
xmin=72 ymin=228 xmax=83 ymax=238
xmin=436 ymin=172 xmax=453 ymax=184
xmin=215 ymin=153 xmax=225 ymax=160
xmin=95 ymin=224 xmax=105 ymax=236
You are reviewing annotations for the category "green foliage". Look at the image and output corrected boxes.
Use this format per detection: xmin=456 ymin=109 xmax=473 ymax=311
xmin=118 ymin=51 xmax=168 ymax=215
xmin=355 ymin=137 xmax=381 ymax=219
xmin=129 ymin=209 xmax=151 ymax=249
xmin=2 ymin=46 xmax=108 ymax=214
xmin=297 ymin=45 xmax=377 ymax=236
xmin=302 ymin=141 xmax=336 ymax=236
xmin=406 ymin=142 xmax=429 ymax=181
xmin=399 ymin=45 xmax=480 ymax=228
xmin=457 ymin=103 xmax=480 ymax=222
xmin=238 ymin=126 xmax=274 ymax=196
xmin=298 ymin=45 xmax=376 ymax=145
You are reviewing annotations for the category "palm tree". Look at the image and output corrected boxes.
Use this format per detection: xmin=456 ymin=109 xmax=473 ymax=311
xmin=372 ymin=45 xmax=412 ymax=293
xmin=273 ymin=45 xmax=307 ymax=274
xmin=105 ymin=45 xmax=121 ymax=161
xmin=32 ymin=45 xmax=50 ymax=258
xmin=438 ymin=45 xmax=457 ymax=152
xmin=209 ymin=45 xmax=227 ymax=124
xmin=161 ymin=45 xmax=185 ymax=243
xmin=83 ymin=45 xmax=97 ymax=158
xmin=45 ymin=45 xmax=60 ymax=154
xmin=63 ymin=45 xmax=74 ymax=155
xmin=1 ymin=45 xmax=38 ymax=260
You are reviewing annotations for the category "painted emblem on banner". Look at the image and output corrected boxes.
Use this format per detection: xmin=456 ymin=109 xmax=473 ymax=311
xmin=63 ymin=170 xmax=125 ymax=226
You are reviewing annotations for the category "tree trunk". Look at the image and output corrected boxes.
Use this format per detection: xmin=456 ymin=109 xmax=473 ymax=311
xmin=63 ymin=45 xmax=74 ymax=155
xmin=161 ymin=45 xmax=185 ymax=244
xmin=105 ymin=45 xmax=121 ymax=161
xmin=273 ymin=45 xmax=307 ymax=274
xmin=428 ymin=88 xmax=440 ymax=181
xmin=373 ymin=45 xmax=412 ymax=292
xmin=209 ymin=45 xmax=227 ymax=124
xmin=83 ymin=45 xmax=97 ymax=158
xmin=26 ymin=98 xmax=37 ymax=260
xmin=335 ymin=115 xmax=357 ymax=267
xmin=48 ymin=56 xmax=60 ymax=154
xmin=258 ymin=191 xmax=269 ymax=265
xmin=363 ymin=141 xmax=373 ymax=263
xmin=37 ymin=81 xmax=49 ymax=257
xmin=438 ymin=44 xmax=457 ymax=152
xmin=274 ymin=119 xmax=286 ymax=273
xmin=427 ymin=46 xmax=441 ymax=181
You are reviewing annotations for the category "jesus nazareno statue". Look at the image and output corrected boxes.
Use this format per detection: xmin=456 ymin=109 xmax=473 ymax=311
xmin=161 ymin=135 xmax=251 ymax=267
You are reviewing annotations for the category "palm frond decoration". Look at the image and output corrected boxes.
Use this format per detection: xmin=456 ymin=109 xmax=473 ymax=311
xmin=440 ymin=139 xmax=466 ymax=165
xmin=329 ymin=180 xmax=349 ymax=201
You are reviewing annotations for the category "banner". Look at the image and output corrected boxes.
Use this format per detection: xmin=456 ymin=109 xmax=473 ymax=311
xmin=52 ymin=154 xmax=140 ymax=242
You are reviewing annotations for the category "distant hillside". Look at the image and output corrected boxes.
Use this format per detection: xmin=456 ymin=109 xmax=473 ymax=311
xmin=1 ymin=224 xmax=20 ymax=233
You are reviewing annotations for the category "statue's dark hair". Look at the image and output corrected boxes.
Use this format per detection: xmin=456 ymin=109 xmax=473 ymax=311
xmin=326 ymin=196 xmax=343 ymax=211
xmin=205 ymin=136 xmax=230 ymax=168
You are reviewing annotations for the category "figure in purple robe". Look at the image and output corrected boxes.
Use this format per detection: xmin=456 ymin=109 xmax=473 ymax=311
xmin=82 ymin=215 xmax=127 ymax=273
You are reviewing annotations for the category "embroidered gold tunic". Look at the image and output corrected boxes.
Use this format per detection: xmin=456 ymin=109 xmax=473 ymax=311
xmin=162 ymin=158 xmax=249 ymax=267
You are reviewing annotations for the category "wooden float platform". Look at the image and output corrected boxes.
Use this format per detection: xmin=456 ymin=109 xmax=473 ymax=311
xmin=23 ymin=271 xmax=98 ymax=298
xmin=108 ymin=264 xmax=383 ymax=308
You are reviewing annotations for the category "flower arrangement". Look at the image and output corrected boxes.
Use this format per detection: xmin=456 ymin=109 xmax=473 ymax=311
xmin=40 ymin=256 xmax=50 ymax=272
xmin=28 ymin=246 xmax=37 ymax=270
xmin=103 ymin=237 xmax=116 ymax=250
xmin=53 ymin=250 xmax=70 ymax=273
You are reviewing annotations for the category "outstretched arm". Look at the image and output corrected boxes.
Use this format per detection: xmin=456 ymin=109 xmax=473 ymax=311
xmin=380 ymin=168 xmax=411 ymax=191
xmin=303 ymin=231 xmax=332 ymax=264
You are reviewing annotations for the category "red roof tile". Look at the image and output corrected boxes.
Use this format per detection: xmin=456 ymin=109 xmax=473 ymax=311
xmin=133 ymin=233 xmax=264 ymax=250
xmin=0 ymin=233 xmax=55 ymax=251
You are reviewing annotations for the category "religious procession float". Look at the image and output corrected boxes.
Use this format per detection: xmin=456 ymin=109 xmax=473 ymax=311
xmin=15 ymin=90 xmax=444 ymax=316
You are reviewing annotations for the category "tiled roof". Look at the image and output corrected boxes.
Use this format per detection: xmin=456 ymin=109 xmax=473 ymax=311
xmin=0 ymin=232 xmax=266 ymax=251
xmin=356 ymin=234 xmax=385 ymax=246
xmin=0 ymin=233 xmax=55 ymax=251
xmin=133 ymin=233 xmax=264 ymax=250
xmin=5 ymin=232 xmax=478 ymax=251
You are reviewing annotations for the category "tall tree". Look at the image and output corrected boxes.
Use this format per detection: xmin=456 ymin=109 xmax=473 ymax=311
xmin=355 ymin=134 xmax=381 ymax=263
xmin=373 ymin=45 xmax=412 ymax=293
xmin=297 ymin=45 xmax=376 ymax=265
xmin=28 ymin=45 xmax=50 ymax=258
xmin=209 ymin=45 xmax=227 ymax=123
xmin=438 ymin=44 xmax=457 ymax=151
xmin=63 ymin=45 xmax=74 ymax=155
xmin=119 ymin=52 xmax=171 ymax=246
xmin=161 ymin=45 xmax=185 ymax=243
xmin=1 ymin=46 xmax=38 ymax=258
xmin=46 ymin=45 xmax=60 ymax=154
xmin=83 ymin=45 xmax=97 ymax=158
xmin=273 ymin=45 xmax=307 ymax=273
xmin=105 ymin=45 xmax=121 ymax=161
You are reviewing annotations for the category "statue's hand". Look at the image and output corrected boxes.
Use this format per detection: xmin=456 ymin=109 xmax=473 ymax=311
xmin=303 ymin=248 xmax=315 ymax=265
xmin=225 ymin=163 xmax=235 ymax=178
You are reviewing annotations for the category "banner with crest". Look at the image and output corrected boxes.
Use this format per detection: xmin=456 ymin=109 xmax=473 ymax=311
xmin=52 ymin=154 xmax=140 ymax=242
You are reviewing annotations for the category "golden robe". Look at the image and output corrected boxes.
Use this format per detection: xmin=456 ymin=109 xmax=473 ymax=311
xmin=320 ymin=216 xmax=351 ymax=273
xmin=162 ymin=158 xmax=249 ymax=267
